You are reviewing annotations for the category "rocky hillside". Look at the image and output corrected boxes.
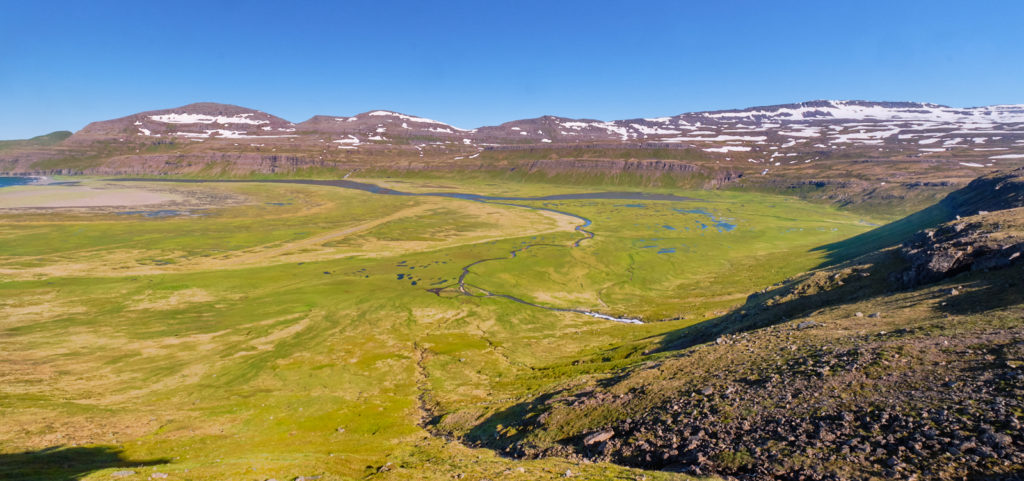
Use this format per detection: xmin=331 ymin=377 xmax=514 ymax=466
xmin=440 ymin=168 xmax=1024 ymax=481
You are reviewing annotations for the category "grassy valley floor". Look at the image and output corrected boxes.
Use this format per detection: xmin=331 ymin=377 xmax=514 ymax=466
xmin=0 ymin=177 xmax=884 ymax=480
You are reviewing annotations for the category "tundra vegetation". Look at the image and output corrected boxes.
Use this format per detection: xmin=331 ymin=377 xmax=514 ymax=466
xmin=0 ymin=175 xmax=881 ymax=480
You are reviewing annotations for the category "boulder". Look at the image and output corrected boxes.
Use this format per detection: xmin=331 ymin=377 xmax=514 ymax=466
xmin=584 ymin=429 xmax=615 ymax=445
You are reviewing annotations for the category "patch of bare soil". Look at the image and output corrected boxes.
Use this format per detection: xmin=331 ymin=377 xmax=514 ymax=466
xmin=0 ymin=180 xmax=245 ymax=213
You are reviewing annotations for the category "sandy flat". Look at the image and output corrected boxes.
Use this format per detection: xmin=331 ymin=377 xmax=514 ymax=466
xmin=0 ymin=184 xmax=181 ymax=208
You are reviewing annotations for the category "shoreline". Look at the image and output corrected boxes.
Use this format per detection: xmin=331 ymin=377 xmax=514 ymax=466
xmin=0 ymin=175 xmax=51 ymax=186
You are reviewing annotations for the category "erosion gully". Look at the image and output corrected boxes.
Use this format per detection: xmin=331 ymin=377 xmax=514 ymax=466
xmin=116 ymin=178 xmax=703 ymax=324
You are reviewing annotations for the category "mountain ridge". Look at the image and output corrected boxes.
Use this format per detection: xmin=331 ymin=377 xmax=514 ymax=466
xmin=62 ymin=99 xmax=1024 ymax=134
xmin=27 ymin=99 xmax=1024 ymax=149
xmin=4 ymin=99 xmax=1024 ymax=216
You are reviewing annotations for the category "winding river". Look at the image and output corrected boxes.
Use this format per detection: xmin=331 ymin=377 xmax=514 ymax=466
xmin=116 ymin=178 xmax=703 ymax=324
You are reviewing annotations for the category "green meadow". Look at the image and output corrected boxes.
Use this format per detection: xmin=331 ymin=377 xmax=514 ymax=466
xmin=0 ymin=178 xmax=881 ymax=480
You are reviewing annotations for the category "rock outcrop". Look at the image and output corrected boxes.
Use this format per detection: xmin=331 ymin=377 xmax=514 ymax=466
xmin=897 ymin=214 xmax=1024 ymax=287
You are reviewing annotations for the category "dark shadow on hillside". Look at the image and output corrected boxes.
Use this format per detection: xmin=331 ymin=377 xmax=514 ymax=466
xmin=0 ymin=446 xmax=170 ymax=481
xmin=810 ymin=202 xmax=954 ymax=267
xmin=658 ymin=260 xmax=1024 ymax=355
xmin=653 ymin=255 xmax=895 ymax=353
xmin=814 ymin=167 xmax=1024 ymax=267
xmin=937 ymin=275 xmax=1024 ymax=317
xmin=452 ymin=369 xmax=635 ymax=453
xmin=457 ymin=390 xmax=563 ymax=451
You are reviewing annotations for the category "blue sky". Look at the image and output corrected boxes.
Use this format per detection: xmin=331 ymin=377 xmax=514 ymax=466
xmin=1 ymin=0 xmax=1022 ymax=138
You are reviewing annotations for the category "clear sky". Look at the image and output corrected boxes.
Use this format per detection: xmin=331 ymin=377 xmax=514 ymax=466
xmin=1 ymin=0 xmax=1022 ymax=139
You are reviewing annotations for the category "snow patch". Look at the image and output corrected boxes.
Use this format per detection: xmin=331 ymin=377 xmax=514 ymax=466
xmin=662 ymin=135 xmax=767 ymax=142
xmin=333 ymin=136 xmax=361 ymax=145
xmin=150 ymin=113 xmax=270 ymax=125
xmin=367 ymin=111 xmax=470 ymax=131
xmin=704 ymin=146 xmax=752 ymax=153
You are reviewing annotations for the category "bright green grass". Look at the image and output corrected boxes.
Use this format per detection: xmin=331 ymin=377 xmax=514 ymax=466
xmin=467 ymin=191 xmax=872 ymax=321
xmin=0 ymin=178 xmax=885 ymax=480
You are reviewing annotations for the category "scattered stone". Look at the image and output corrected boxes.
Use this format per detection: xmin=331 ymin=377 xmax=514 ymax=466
xmin=583 ymin=429 xmax=615 ymax=445
xmin=294 ymin=477 xmax=321 ymax=481
xmin=855 ymin=312 xmax=864 ymax=317
xmin=150 ymin=474 xmax=168 ymax=480
xmin=796 ymin=321 xmax=819 ymax=330
xmin=111 ymin=471 xmax=136 ymax=478
xmin=868 ymin=312 xmax=881 ymax=318
xmin=508 ymin=325 xmax=1024 ymax=481
xmin=981 ymin=431 xmax=1013 ymax=448
xmin=563 ymin=469 xmax=574 ymax=477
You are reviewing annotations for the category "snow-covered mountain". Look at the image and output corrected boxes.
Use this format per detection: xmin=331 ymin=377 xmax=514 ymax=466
xmin=67 ymin=103 xmax=297 ymax=143
xmin=6 ymin=99 xmax=1024 ymax=181
xmin=24 ymin=99 xmax=1023 ymax=176
xmin=64 ymin=100 xmax=1024 ymax=150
